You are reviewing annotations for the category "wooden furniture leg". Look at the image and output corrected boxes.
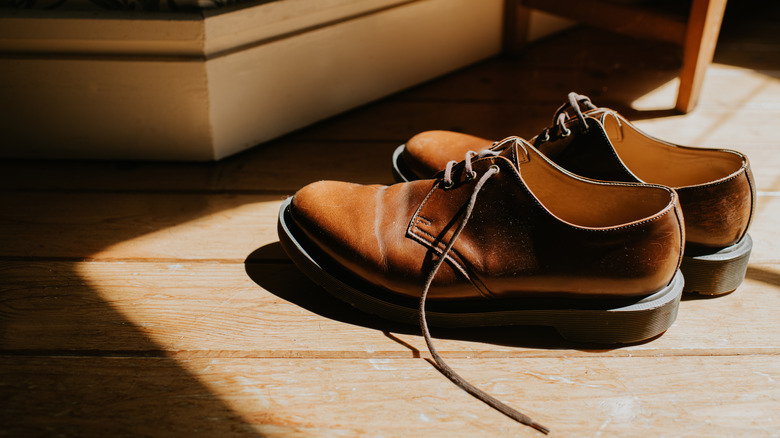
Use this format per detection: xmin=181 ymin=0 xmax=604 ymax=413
xmin=502 ymin=0 xmax=532 ymax=55
xmin=676 ymin=0 xmax=729 ymax=113
xmin=504 ymin=0 xmax=729 ymax=113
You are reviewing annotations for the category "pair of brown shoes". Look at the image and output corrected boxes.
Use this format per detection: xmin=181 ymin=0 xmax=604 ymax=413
xmin=277 ymin=92 xmax=754 ymax=433
xmin=393 ymin=93 xmax=755 ymax=298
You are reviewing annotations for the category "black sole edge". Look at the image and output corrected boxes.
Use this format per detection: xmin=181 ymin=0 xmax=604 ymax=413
xmin=681 ymin=234 xmax=752 ymax=296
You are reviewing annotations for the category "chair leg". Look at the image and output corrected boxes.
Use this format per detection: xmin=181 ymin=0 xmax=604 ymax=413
xmin=676 ymin=0 xmax=729 ymax=113
xmin=503 ymin=0 xmax=532 ymax=55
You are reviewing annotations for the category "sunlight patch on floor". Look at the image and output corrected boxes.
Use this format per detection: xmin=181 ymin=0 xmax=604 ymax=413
xmin=632 ymin=64 xmax=780 ymax=150
xmin=629 ymin=78 xmax=680 ymax=111
xmin=85 ymin=198 xmax=285 ymax=261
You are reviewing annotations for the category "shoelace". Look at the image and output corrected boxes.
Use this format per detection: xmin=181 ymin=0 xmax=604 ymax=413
xmin=441 ymin=149 xmax=500 ymax=188
xmin=535 ymin=92 xmax=597 ymax=146
xmin=416 ymin=94 xmax=598 ymax=432
xmin=418 ymin=146 xmax=551 ymax=435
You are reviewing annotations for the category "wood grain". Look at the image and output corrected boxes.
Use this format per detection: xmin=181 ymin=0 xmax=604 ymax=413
xmin=2 ymin=356 xmax=777 ymax=437
xmin=0 ymin=193 xmax=284 ymax=261
xmin=2 ymin=261 xmax=778 ymax=356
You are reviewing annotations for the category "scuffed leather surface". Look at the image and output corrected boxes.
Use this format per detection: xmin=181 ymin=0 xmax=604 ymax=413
xmin=678 ymin=165 xmax=755 ymax=249
xmin=543 ymin=117 xmax=755 ymax=249
xmin=291 ymin=142 xmax=683 ymax=301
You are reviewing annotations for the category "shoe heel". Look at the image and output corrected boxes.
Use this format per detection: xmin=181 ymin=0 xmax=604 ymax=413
xmin=554 ymin=270 xmax=684 ymax=344
xmin=681 ymin=234 xmax=752 ymax=296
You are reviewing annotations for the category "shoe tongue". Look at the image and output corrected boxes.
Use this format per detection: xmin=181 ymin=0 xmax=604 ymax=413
xmin=538 ymin=117 xmax=639 ymax=183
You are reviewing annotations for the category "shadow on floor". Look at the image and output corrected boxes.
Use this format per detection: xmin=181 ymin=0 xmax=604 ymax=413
xmin=245 ymin=243 xmax=657 ymax=353
xmin=1 ymin=260 xmax=266 ymax=436
xmin=746 ymin=265 xmax=780 ymax=288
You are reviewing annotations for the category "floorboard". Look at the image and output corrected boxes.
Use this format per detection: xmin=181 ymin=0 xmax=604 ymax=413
xmin=2 ymin=261 xmax=779 ymax=357
xmin=2 ymin=356 xmax=777 ymax=437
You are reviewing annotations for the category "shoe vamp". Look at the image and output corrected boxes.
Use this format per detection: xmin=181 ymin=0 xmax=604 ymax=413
xmin=290 ymin=179 xmax=480 ymax=299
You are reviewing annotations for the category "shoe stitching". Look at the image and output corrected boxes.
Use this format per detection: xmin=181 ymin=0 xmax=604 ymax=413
xmin=408 ymin=193 xmax=487 ymax=291
xmin=416 ymin=216 xmax=432 ymax=227
xmin=672 ymin=200 xmax=686 ymax=280
xmin=675 ymin=165 xmax=749 ymax=191
xmin=410 ymin=169 xmax=516 ymax=300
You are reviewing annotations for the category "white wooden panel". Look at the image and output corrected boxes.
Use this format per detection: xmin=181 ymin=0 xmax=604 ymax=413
xmin=0 ymin=57 xmax=214 ymax=160
xmin=0 ymin=0 xmax=414 ymax=57
xmin=204 ymin=0 xmax=415 ymax=55
xmin=0 ymin=14 xmax=205 ymax=56
xmin=206 ymin=0 xmax=504 ymax=159
xmin=0 ymin=0 xmax=503 ymax=160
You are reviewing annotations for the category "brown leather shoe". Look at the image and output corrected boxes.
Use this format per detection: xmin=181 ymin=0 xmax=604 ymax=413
xmin=280 ymin=137 xmax=684 ymax=433
xmin=280 ymin=137 xmax=684 ymax=344
xmin=392 ymin=93 xmax=755 ymax=296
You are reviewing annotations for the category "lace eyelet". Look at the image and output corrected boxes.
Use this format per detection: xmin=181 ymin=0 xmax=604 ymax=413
xmin=442 ymin=180 xmax=455 ymax=190
xmin=489 ymin=165 xmax=500 ymax=174
xmin=465 ymin=171 xmax=477 ymax=182
xmin=559 ymin=127 xmax=571 ymax=138
xmin=538 ymin=131 xmax=550 ymax=144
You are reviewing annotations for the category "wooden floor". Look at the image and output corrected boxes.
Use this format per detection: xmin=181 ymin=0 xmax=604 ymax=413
xmin=2 ymin=3 xmax=779 ymax=436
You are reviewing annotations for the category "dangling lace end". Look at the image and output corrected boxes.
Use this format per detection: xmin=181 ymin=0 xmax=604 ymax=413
xmin=421 ymin=303 xmax=551 ymax=434
xmin=418 ymin=166 xmax=551 ymax=435
xmin=530 ymin=422 xmax=552 ymax=435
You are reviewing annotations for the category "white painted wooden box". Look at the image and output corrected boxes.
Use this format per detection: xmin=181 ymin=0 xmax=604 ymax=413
xmin=0 ymin=0 xmax=503 ymax=160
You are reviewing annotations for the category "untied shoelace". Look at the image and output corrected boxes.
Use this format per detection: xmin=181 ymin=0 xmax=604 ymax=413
xmin=417 ymin=142 xmax=551 ymax=435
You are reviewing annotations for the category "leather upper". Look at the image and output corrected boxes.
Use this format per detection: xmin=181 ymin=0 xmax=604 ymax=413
xmin=539 ymin=110 xmax=755 ymax=250
xmin=292 ymin=139 xmax=684 ymax=301
xmin=403 ymin=130 xmax=494 ymax=180
xmin=399 ymin=110 xmax=755 ymax=250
